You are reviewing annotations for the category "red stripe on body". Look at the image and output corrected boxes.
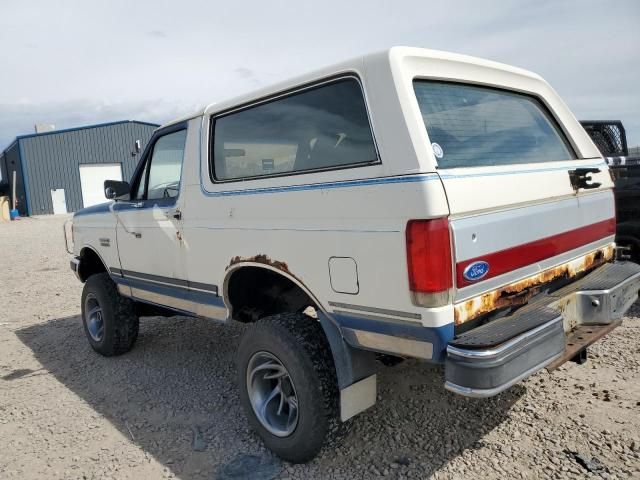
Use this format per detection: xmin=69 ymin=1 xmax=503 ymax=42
xmin=456 ymin=218 xmax=616 ymax=287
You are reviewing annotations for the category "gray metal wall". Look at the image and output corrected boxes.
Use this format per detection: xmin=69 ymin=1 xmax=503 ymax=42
xmin=4 ymin=143 xmax=27 ymax=215
xmin=20 ymin=121 xmax=157 ymax=215
xmin=0 ymin=152 xmax=7 ymax=187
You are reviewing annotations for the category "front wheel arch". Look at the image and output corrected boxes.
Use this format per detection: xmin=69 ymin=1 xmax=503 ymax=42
xmin=77 ymin=246 xmax=109 ymax=282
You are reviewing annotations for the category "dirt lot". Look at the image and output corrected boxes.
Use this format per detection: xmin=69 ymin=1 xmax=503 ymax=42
xmin=1 ymin=215 xmax=639 ymax=480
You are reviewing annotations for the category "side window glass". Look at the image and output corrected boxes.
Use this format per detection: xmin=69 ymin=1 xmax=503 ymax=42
xmin=146 ymin=129 xmax=187 ymax=200
xmin=212 ymin=78 xmax=377 ymax=181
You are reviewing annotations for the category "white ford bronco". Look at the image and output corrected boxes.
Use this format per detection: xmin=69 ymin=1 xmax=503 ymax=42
xmin=67 ymin=47 xmax=640 ymax=462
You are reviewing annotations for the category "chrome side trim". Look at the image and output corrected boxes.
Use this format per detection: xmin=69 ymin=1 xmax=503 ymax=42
xmin=188 ymin=281 xmax=219 ymax=293
xmin=333 ymin=309 xmax=420 ymax=326
xmin=116 ymin=283 xmax=132 ymax=298
xmin=444 ymin=353 xmax=562 ymax=398
xmin=110 ymin=268 xmax=219 ymax=295
xmin=328 ymin=301 xmax=421 ymax=320
xmin=342 ymin=327 xmax=433 ymax=359
xmin=446 ymin=317 xmax=561 ymax=360
xmin=129 ymin=286 xmax=228 ymax=320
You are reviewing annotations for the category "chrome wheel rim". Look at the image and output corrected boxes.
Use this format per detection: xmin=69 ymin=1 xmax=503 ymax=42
xmin=84 ymin=293 xmax=105 ymax=342
xmin=246 ymin=351 xmax=299 ymax=437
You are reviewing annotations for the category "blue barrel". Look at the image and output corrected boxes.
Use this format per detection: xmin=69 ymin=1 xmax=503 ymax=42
xmin=9 ymin=209 xmax=19 ymax=220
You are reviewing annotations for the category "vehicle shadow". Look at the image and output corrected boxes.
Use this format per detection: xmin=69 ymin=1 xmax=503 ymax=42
xmin=14 ymin=314 xmax=524 ymax=479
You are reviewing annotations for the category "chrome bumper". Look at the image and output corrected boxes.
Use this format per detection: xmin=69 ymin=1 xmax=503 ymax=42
xmin=445 ymin=261 xmax=640 ymax=398
xmin=553 ymin=262 xmax=640 ymax=330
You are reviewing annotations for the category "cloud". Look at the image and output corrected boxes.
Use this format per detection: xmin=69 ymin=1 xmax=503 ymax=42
xmin=234 ymin=67 xmax=261 ymax=86
xmin=0 ymin=0 xmax=638 ymax=149
xmin=147 ymin=30 xmax=167 ymax=38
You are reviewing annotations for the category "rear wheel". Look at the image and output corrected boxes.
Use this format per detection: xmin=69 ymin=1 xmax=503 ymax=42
xmin=237 ymin=313 xmax=345 ymax=463
xmin=81 ymin=273 xmax=139 ymax=356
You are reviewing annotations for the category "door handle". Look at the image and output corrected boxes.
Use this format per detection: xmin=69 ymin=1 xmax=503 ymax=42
xmin=165 ymin=209 xmax=182 ymax=221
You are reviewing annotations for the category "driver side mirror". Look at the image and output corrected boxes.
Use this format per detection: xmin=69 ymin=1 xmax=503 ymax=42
xmin=104 ymin=179 xmax=131 ymax=201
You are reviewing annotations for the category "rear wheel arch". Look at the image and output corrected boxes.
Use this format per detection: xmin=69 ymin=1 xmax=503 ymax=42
xmin=223 ymin=263 xmax=377 ymax=391
xmin=223 ymin=263 xmax=323 ymax=323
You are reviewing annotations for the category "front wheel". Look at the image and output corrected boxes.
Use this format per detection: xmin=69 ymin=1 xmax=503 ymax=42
xmin=81 ymin=273 xmax=139 ymax=356
xmin=237 ymin=313 xmax=345 ymax=463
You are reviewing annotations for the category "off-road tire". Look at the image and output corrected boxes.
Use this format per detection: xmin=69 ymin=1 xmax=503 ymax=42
xmin=237 ymin=312 xmax=348 ymax=463
xmin=81 ymin=273 xmax=139 ymax=356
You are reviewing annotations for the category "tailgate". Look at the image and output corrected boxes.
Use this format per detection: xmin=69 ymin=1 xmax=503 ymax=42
xmin=412 ymin=80 xmax=615 ymax=324
xmin=447 ymin=187 xmax=616 ymax=304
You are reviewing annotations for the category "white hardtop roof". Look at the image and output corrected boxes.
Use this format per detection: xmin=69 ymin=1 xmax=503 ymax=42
xmin=159 ymin=46 xmax=600 ymax=161
xmin=160 ymin=47 xmax=542 ymax=127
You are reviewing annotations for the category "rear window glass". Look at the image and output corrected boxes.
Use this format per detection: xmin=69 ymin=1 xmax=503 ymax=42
xmin=211 ymin=78 xmax=377 ymax=181
xmin=413 ymin=81 xmax=575 ymax=168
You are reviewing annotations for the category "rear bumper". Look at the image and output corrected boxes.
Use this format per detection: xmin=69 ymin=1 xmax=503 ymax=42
xmin=445 ymin=261 xmax=640 ymax=398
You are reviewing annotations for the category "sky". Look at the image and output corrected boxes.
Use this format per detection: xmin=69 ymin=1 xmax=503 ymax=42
xmin=1 ymin=0 xmax=639 ymax=151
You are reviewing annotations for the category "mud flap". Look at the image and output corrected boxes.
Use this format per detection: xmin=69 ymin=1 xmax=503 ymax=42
xmin=318 ymin=312 xmax=377 ymax=420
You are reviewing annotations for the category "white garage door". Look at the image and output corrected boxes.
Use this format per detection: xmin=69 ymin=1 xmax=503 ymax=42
xmin=79 ymin=163 xmax=123 ymax=208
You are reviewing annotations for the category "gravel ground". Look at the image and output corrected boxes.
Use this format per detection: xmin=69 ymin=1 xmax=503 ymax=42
xmin=1 ymin=215 xmax=639 ymax=480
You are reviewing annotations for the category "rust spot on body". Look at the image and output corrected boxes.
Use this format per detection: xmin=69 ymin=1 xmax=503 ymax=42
xmin=454 ymin=243 xmax=615 ymax=325
xmin=226 ymin=254 xmax=309 ymax=295
xmin=228 ymin=254 xmax=290 ymax=272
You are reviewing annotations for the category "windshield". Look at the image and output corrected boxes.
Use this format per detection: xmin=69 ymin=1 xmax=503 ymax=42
xmin=413 ymin=81 xmax=575 ymax=168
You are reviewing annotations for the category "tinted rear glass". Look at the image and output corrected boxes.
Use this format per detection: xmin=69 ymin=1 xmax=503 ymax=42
xmin=413 ymin=81 xmax=575 ymax=168
xmin=212 ymin=78 xmax=377 ymax=181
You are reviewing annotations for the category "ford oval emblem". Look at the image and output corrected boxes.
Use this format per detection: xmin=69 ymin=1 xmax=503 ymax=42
xmin=463 ymin=261 xmax=490 ymax=281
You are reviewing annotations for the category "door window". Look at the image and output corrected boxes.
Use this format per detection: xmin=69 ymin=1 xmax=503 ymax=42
xmin=147 ymin=129 xmax=187 ymax=200
xmin=134 ymin=129 xmax=187 ymax=201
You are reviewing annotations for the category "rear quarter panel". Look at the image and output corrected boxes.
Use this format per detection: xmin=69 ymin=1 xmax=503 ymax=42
xmin=180 ymin=110 xmax=452 ymax=327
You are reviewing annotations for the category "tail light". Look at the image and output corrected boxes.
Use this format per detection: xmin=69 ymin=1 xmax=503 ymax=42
xmin=406 ymin=218 xmax=453 ymax=307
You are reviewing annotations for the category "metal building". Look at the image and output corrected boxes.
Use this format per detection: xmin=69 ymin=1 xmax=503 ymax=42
xmin=0 ymin=120 xmax=158 ymax=216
